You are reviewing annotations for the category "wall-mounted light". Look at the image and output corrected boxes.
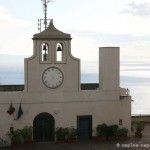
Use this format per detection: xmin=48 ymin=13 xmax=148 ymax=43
xmin=119 ymin=119 xmax=123 ymax=125
xmin=53 ymin=108 xmax=59 ymax=115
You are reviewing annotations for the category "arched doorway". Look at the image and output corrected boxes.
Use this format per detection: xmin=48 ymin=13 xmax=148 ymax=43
xmin=33 ymin=113 xmax=55 ymax=142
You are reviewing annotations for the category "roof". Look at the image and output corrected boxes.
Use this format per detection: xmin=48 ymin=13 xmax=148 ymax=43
xmin=33 ymin=20 xmax=71 ymax=40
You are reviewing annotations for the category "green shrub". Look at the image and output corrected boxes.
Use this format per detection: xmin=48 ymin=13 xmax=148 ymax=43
xmin=68 ymin=127 xmax=77 ymax=139
xmin=6 ymin=126 xmax=33 ymax=144
xmin=21 ymin=126 xmax=32 ymax=141
xmin=136 ymin=123 xmax=144 ymax=133
xmin=107 ymin=125 xmax=118 ymax=136
xmin=117 ymin=128 xmax=128 ymax=136
xmin=7 ymin=129 xmax=23 ymax=144
xmin=55 ymin=127 xmax=68 ymax=139
xmin=96 ymin=123 xmax=108 ymax=136
xmin=0 ymin=138 xmax=7 ymax=148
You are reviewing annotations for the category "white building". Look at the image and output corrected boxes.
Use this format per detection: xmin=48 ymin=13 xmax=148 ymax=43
xmin=0 ymin=20 xmax=131 ymax=141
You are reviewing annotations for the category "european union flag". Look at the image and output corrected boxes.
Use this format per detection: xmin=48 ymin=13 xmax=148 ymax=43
xmin=17 ymin=103 xmax=23 ymax=119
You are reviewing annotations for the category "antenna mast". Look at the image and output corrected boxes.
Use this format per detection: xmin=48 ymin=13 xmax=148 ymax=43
xmin=43 ymin=0 xmax=49 ymax=29
xmin=38 ymin=0 xmax=53 ymax=32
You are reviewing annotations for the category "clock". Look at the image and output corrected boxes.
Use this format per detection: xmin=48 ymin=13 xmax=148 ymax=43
xmin=42 ymin=67 xmax=64 ymax=88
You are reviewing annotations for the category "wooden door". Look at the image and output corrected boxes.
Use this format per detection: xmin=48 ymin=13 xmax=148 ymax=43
xmin=77 ymin=116 xmax=92 ymax=140
xmin=33 ymin=113 xmax=54 ymax=141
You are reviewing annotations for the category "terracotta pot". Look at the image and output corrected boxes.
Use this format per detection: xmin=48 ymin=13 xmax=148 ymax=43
xmin=56 ymin=139 xmax=66 ymax=144
xmin=108 ymin=136 xmax=118 ymax=141
xmin=11 ymin=143 xmax=23 ymax=149
xmin=135 ymin=132 xmax=142 ymax=138
xmin=96 ymin=136 xmax=107 ymax=141
xmin=67 ymin=138 xmax=76 ymax=143
xmin=24 ymin=141 xmax=33 ymax=147
xmin=118 ymin=135 xmax=128 ymax=141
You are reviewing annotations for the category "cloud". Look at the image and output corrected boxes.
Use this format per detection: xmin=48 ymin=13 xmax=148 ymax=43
xmin=121 ymin=76 xmax=150 ymax=86
xmin=121 ymin=2 xmax=150 ymax=17
xmin=0 ymin=6 xmax=31 ymax=32
xmin=70 ymin=29 xmax=150 ymax=61
xmin=70 ymin=28 xmax=150 ymax=45
xmin=0 ymin=6 xmax=33 ymax=55
xmin=72 ymin=36 xmax=99 ymax=60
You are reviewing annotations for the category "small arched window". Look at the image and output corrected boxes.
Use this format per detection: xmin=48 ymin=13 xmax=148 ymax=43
xmin=56 ymin=43 xmax=63 ymax=62
xmin=42 ymin=43 xmax=49 ymax=62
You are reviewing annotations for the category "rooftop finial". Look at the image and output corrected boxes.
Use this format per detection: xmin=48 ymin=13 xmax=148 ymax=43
xmin=38 ymin=0 xmax=54 ymax=32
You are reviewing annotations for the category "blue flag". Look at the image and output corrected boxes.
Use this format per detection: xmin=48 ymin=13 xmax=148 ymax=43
xmin=17 ymin=103 xmax=23 ymax=119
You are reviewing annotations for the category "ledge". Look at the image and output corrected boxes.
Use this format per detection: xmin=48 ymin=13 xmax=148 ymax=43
xmin=0 ymin=84 xmax=100 ymax=91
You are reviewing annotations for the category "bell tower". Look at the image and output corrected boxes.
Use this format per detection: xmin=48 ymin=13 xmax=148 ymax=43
xmin=24 ymin=1 xmax=80 ymax=92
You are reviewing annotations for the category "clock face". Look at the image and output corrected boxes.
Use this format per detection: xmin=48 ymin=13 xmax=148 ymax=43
xmin=42 ymin=67 xmax=64 ymax=89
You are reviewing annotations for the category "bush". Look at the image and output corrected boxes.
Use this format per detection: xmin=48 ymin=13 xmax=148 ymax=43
xmin=6 ymin=126 xmax=33 ymax=144
xmin=68 ymin=127 xmax=77 ymax=139
xmin=0 ymin=138 xmax=7 ymax=148
xmin=96 ymin=123 xmax=108 ymax=136
xmin=55 ymin=127 xmax=77 ymax=140
xmin=117 ymin=128 xmax=128 ymax=136
xmin=107 ymin=125 xmax=118 ymax=136
xmin=55 ymin=127 xmax=68 ymax=140
xmin=7 ymin=129 xmax=23 ymax=144
xmin=21 ymin=126 xmax=32 ymax=141
xmin=136 ymin=123 xmax=144 ymax=133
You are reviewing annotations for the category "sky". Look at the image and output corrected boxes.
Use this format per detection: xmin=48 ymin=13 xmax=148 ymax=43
xmin=0 ymin=0 xmax=150 ymax=114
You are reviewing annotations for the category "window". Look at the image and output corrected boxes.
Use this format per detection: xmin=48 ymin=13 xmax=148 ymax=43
xmin=42 ymin=43 xmax=49 ymax=62
xmin=56 ymin=43 xmax=63 ymax=62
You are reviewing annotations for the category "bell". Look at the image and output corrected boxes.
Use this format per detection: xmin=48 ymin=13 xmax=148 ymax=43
xmin=57 ymin=45 xmax=62 ymax=51
xmin=43 ymin=44 xmax=47 ymax=51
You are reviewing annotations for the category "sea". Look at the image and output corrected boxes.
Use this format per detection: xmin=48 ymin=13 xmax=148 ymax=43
xmin=0 ymin=72 xmax=150 ymax=115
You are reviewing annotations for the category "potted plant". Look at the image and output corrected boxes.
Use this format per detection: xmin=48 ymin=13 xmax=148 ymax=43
xmin=21 ymin=126 xmax=33 ymax=146
xmin=135 ymin=123 xmax=144 ymax=138
xmin=7 ymin=129 xmax=24 ymax=148
xmin=67 ymin=127 xmax=77 ymax=143
xmin=117 ymin=128 xmax=128 ymax=140
xmin=107 ymin=125 xmax=118 ymax=141
xmin=7 ymin=103 xmax=15 ymax=115
xmin=55 ymin=127 xmax=68 ymax=144
xmin=0 ymin=138 xmax=8 ymax=148
xmin=96 ymin=123 xmax=108 ymax=141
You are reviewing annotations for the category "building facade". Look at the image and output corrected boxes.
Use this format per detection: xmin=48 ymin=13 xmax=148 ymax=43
xmin=0 ymin=20 xmax=131 ymax=141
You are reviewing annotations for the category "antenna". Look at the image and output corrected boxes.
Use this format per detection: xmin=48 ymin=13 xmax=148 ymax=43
xmin=38 ymin=0 xmax=54 ymax=32
xmin=42 ymin=0 xmax=50 ymax=29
